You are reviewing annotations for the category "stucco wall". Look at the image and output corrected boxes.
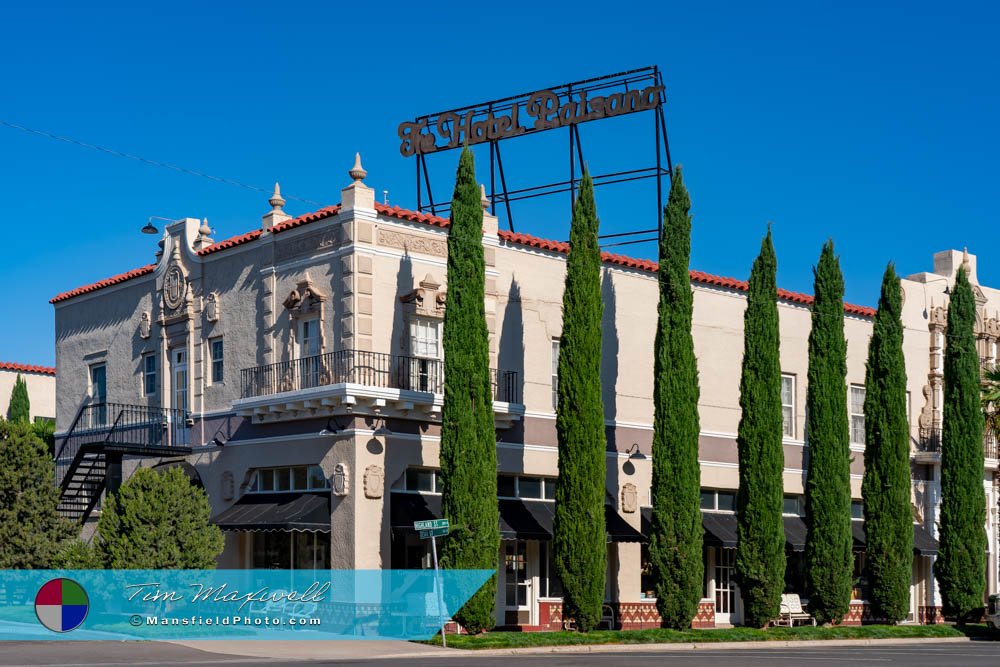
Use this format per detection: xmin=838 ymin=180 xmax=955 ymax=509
xmin=0 ymin=369 xmax=55 ymax=421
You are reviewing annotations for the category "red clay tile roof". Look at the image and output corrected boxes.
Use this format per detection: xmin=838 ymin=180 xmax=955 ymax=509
xmin=50 ymin=264 xmax=157 ymax=304
xmin=50 ymin=202 xmax=876 ymax=318
xmin=0 ymin=361 xmax=55 ymax=376
xmin=497 ymin=230 xmax=876 ymax=318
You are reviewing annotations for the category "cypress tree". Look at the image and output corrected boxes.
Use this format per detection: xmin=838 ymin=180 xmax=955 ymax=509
xmin=735 ymin=228 xmax=786 ymax=628
xmin=803 ymin=240 xmax=853 ymax=624
xmin=439 ymin=147 xmax=499 ymax=634
xmin=934 ymin=267 xmax=986 ymax=621
xmin=649 ymin=166 xmax=704 ymax=629
xmin=553 ymin=170 xmax=607 ymax=632
xmin=862 ymin=263 xmax=913 ymax=623
xmin=7 ymin=374 xmax=30 ymax=423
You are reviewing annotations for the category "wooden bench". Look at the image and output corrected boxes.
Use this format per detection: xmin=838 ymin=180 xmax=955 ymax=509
xmin=775 ymin=594 xmax=816 ymax=627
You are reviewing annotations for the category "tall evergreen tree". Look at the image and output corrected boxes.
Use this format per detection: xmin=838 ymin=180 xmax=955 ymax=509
xmin=735 ymin=228 xmax=786 ymax=628
xmin=649 ymin=166 xmax=704 ymax=629
xmin=7 ymin=374 xmax=30 ymax=423
xmin=862 ymin=263 xmax=913 ymax=623
xmin=553 ymin=170 xmax=607 ymax=632
xmin=803 ymin=240 xmax=853 ymax=624
xmin=0 ymin=421 xmax=74 ymax=567
xmin=934 ymin=266 xmax=986 ymax=621
xmin=438 ymin=147 xmax=499 ymax=634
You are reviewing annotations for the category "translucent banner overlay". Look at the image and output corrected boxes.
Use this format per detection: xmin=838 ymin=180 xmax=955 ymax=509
xmin=0 ymin=569 xmax=494 ymax=640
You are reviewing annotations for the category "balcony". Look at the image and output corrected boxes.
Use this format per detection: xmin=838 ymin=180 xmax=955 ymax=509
xmin=235 ymin=349 xmax=523 ymax=427
xmin=916 ymin=426 xmax=999 ymax=464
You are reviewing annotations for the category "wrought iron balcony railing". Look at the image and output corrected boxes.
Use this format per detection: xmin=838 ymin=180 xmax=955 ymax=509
xmin=240 ymin=349 xmax=520 ymax=404
xmin=917 ymin=425 xmax=999 ymax=459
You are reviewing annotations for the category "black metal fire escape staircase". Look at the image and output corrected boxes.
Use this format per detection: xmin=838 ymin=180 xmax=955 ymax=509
xmin=55 ymin=403 xmax=191 ymax=523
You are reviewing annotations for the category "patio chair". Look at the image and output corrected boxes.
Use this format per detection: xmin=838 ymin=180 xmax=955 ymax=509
xmin=775 ymin=593 xmax=816 ymax=627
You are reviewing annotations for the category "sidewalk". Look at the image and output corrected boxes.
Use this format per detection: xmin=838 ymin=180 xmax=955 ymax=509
xmin=173 ymin=635 xmax=975 ymax=660
xmin=172 ymin=639 xmax=453 ymax=661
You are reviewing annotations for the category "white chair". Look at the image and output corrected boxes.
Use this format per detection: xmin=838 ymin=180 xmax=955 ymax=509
xmin=775 ymin=593 xmax=816 ymax=627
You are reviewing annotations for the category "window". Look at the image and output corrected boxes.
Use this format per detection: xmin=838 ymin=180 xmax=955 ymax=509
xmin=850 ymin=385 xmax=866 ymax=445
xmin=783 ymin=495 xmax=803 ymax=516
xmin=409 ymin=318 xmax=441 ymax=359
xmin=142 ymin=354 xmax=157 ymax=396
xmin=404 ymin=468 xmax=442 ymax=493
xmin=172 ymin=349 xmax=188 ymax=413
xmin=851 ymin=500 xmax=864 ymax=520
xmin=551 ymin=339 xmax=560 ymax=411
xmin=781 ymin=374 xmax=795 ymax=438
xmin=497 ymin=474 xmax=556 ymax=500
xmin=298 ymin=317 xmax=320 ymax=358
xmin=252 ymin=465 xmax=329 ymax=493
xmin=700 ymin=489 xmax=736 ymax=512
xmin=210 ymin=339 xmax=224 ymax=384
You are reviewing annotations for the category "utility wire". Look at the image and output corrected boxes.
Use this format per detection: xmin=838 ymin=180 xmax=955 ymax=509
xmin=0 ymin=119 xmax=325 ymax=207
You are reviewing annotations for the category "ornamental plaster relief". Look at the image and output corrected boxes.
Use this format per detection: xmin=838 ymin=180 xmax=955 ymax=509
xmin=376 ymin=228 xmax=447 ymax=257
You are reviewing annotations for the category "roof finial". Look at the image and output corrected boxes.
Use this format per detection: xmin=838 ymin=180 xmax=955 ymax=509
xmin=962 ymin=246 xmax=970 ymax=272
xmin=269 ymin=182 xmax=286 ymax=212
xmin=480 ymin=184 xmax=490 ymax=210
xmin=349 ymin=153 xmax=367 ymax=183
xmin=198 ymin=217 xmax=212 ymax=236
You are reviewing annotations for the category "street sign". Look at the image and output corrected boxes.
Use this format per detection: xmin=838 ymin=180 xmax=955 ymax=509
xmin=411 ymin=518 xmax=451 ymax=647
xmin=413 ymin=519 xmax=449 ymax=531
xmin=419 ymin=527 xmax=450 ymax=539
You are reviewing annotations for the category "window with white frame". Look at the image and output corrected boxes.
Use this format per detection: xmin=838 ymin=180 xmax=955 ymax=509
xmin=251 ymin=465 xmax=329 ymax=493
xmin=142 ymin=354 xmax=157 ymax=396
xmin=403 ymin=468 xmax=443 ymax=493
xmin=781 ymin=374 xmax=795 ymax=438
xmin=700 ymin=489 xmax=736 ymax=512
xmin=210 ymin=338 xmax=224 ymax=384
xmin=850 ymin=385 xmax=866 ymax=445
xmin=409 ymin=318 xmax=441 ymax=359
xmin=551 ymin=339 xmax=560 ymax=411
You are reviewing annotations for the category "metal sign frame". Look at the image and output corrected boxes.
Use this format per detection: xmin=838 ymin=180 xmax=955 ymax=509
xmin=396 ymin=66 xmax=672 ymax=244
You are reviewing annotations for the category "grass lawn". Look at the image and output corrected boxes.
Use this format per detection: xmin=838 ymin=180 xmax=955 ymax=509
xmin=426 ymin=623 xmax=994 ymax=649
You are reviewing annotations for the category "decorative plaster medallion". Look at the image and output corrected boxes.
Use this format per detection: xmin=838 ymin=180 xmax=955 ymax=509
xmin=621 ymin=483 xmax=638 ymax=513
xmin=220 ymin=471 xmax=235 ymax=501
xmin=364 ymin=465 xmax=384 ymax=499
xmin=163 ymin=263 xmax=187 ymax=310
xmin=332 ymin=463 xmax=349 ymax=496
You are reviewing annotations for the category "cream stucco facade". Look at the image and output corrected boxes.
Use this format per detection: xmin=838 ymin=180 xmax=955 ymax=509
xmin=0 ymin=363 xmax=55 ymax=422
xmin=51 ymin=158 xmax=998 ymax=628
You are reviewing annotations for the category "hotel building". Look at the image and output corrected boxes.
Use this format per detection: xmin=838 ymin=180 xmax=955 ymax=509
xmin=50 ymin=157 xmax=999 ymax=628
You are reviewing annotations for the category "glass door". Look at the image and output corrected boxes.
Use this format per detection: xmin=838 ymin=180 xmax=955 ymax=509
xmin=172 ymin=350 xmax=188 ymax=413
xmin=714 ymin=548 xmax=739 ymax=624
xmin=90 ymin=365 xmax=107 ymax=426
xmin=503 ymin=541 xmax=530 ymax=626
xmin=298 ymin=318 xmax=321 ymax=388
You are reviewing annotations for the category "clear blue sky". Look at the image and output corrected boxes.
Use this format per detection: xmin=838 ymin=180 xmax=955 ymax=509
xmin=2 ymin=1 xmax=997 ymax=366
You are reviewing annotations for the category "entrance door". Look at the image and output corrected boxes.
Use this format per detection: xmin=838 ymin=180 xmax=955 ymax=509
xmin=90 ymin=365 xmax=107 ymax=426
xmin=503 ymin=541 xmax=531 ymax=626
xmin=714 ymin=548 xmax=739 ymax=624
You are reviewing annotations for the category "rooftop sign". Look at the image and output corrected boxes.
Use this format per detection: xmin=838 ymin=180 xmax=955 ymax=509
xmin=397 ymin=74 xmax=665 ymax=157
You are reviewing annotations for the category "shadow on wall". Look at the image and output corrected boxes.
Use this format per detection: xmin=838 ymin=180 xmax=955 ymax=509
xmin=390 ymin=252 xmax=414 ymax=356
xmin=601 ymin=269 xmax=619 ymax=451
xmin=498 ymin=278 xmax=525 ymax=406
